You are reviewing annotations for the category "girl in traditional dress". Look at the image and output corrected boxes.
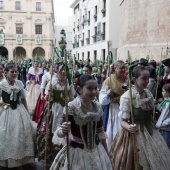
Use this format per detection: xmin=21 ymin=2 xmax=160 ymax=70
xmin=0 ymin=64 xmax=35 ymax=169
xmin=32 ymin=65 xmax=57 ymax=123
xmin=36 ymin=63 xmax=75 ymax=166
xmin=156 ymin=83 xmax=170 ymax=150
xmin=50 ymin=74 xmax=112 ymax=170
xmin=99 ymin=60 xmax=128 ymax=150
xmin=109 ymin=66 xmax=170 ymax=170
xmin=26 ymin=61 xmax=43 ymax=113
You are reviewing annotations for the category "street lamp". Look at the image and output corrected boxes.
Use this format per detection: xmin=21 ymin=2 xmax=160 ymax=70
xmin=59 ymin=29 xmax=67 ymax=59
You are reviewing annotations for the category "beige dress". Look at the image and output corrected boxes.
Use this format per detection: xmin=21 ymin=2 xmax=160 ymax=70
xmin=110 ymin=88 xmax=170 ymax=170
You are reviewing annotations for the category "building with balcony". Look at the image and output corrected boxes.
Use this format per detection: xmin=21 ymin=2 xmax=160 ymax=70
xmin=0 ymin=0 xmax=55 ymax=61
xmin=70 ymin=0 xmax=120 ymax=63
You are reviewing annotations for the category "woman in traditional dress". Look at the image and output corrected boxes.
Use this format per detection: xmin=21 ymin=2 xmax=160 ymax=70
xmin=110 ymin=66 xmax=170 ymax=170
xmin=25 ymin=61 xmax=43 ymax=114
xmin=0 ymin=64 xmax=35 ymax=169
xmin=50 ymin=74 xmax=112 ymax=170
xmin=36 ymin=63 xmax=75 ymax=166
xmin=99 ymin=60 xmax=128 ymax=150
xmin=32 ymin=65 xmax=57 ymax=123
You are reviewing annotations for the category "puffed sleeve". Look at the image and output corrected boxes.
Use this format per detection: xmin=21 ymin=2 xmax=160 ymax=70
xmin=99 ymin=85 xmax=110 ymax=105
xmin=52 ymin=105 xmax=73 ymax=145
xmin=45 ymin=81 xmax=50 ymax=95
xmin=20 ymin=88 xmax=26 ymax=99
xmin=118 ymin=91 xmax=131 ymax=119
xmin=40 ymin=74 xmax=48 ymax=89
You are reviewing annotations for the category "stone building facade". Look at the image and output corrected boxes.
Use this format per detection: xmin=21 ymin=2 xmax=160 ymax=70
xmin=0 ymin=0 xmax=55 ymax=61
xmin=118 ymin=0 xmax=170 ymax=61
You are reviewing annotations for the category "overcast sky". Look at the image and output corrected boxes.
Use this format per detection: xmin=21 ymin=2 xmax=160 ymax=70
xmin=53 ymin=0 xmax=74 ymax=25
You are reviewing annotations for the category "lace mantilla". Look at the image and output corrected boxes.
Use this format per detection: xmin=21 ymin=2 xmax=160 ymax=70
xmin=64 ymin=97 xmax=102 ymax=125
xmin=52 ymin=78 xmax=70 ymax=91
xmin=124 ymin=87 xmax=153 ymax=110
xmin=0 ymin=80 xmax=24 ymax=101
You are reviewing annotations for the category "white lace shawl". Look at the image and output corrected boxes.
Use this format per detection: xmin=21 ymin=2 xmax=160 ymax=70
xmin=64 ymin=97 xmax=102 ymax=126
xmin=0 ymin=80 xmax=25 ymax=101
xmin=119 ymin=87 xmax=154 ymax=119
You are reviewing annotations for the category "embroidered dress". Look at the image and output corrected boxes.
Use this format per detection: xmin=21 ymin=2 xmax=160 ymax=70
xmin=0 ymin=80 xmax=35 ymax=168
xmin=32 ymin=72 xmax=57 ymax=123
xmin=25 ymin=67 xmax=43 ymax=113
xmin=99 ymin=74 xmax=128 ymax=150
xmin=109 ymin=88 xmax=170 ymax=170
xmin=36 ymin=77 xmax=75 ymax=165
xmin=50 ymin=97 xmax=112 ymax=170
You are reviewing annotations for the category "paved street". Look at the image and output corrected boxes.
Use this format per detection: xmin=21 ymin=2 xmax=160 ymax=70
xmin=0 ymin=161 xmax=50 ymax=170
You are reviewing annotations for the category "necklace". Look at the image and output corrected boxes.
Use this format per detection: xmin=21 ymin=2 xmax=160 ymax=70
xmin=8 ymin=79 xmax=15 ymax=85
xmin=81 ymin=100 xmax=92 ymax=109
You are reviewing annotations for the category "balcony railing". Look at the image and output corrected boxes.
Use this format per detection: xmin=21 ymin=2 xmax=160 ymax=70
xmin=81 ymin=40 xmax=84 ymax=46
xmin=101 ymin=33 xmax=105 ymax=40
xmin=101 ymin=9 xmax=106 ymax=17
xmin=93 ymin=14 xmax=97 ymax=22
xmin=93 ymin=36 xmax=97 ymax=43
xmin=86 ymin=38 xmax=90 ymax=45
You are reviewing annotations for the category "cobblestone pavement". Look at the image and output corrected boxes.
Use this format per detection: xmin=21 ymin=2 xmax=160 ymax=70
xmin=0 ymin=161 xmax=50 ymax=170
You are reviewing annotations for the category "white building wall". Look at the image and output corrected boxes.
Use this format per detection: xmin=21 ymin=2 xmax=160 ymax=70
xmin=70 ymin=0 xmax=120 ymax=62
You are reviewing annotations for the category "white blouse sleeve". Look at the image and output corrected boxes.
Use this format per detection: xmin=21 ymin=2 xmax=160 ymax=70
xmin=45 ymin=81 xmax=50 ymax=95
xmin=99 ymin=85 xmax=110 ymax=105
xmin=20 ymin=88 xmax=26 ymax=99
xmin=118 ymin=91 xmax=131 ymax=119
xmin=40 ymin=74 xmax=48 ymax=89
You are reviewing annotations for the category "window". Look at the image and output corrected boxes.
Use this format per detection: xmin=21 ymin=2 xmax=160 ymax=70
xmin=16 ymin=24 xmax=23 ymax=34
xmin=36 ymin=2 xmax=41 ymax=11
xmin=94 ymin=50 xmax=97 ymax=61
xmin=94 ymin=6 xmax=97 ymax=22
xmin=35 ymin=25 xmax=42 ymax=34
xmin=101 ymin=22 xmax=105 ymax=40
xmin=0 ymin=1 xmax=3 ymax=9
xmin=88 ymin=11 xmax=90 ymax=25
xmin=15 ymin=1 xmax=21 ymax=10
xmin=102 ymin=49 xmax=105 ymax=62
xmin=87 ymin=51 xmax=90 ymax=59
xmin=82 ymin=52 xmax=84 ymax=61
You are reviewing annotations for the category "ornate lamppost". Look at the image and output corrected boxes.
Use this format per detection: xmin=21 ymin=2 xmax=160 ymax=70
xmin=59 ymin=29 xmax=70 ymax=170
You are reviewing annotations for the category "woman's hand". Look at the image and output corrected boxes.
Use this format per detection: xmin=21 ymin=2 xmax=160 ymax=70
xmin=107 ymin=89 xmax=114 ymax=97
xmin=61 ymin=122 xmax=71 ymax=136
xmin=128 ymin=124 xmax=137 ymax=134
xmin=40 ymin=94 xmax=44 ymax=100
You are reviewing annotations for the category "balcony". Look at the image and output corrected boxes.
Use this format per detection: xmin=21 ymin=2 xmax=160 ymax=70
xmin=101 ymin=8 xmax=106 ymax=17
xmin=101 ymin=32 xmax=105 ymax=40
xmin=81 ymin=40 xmax=84 ymax=46
xmin=93 ymin=14 xmax=97 ymax=22
xmin=92 ymin=36 xmax=97 ymax=43
xmin=86 ymin=38 xmax=90 ymax=45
